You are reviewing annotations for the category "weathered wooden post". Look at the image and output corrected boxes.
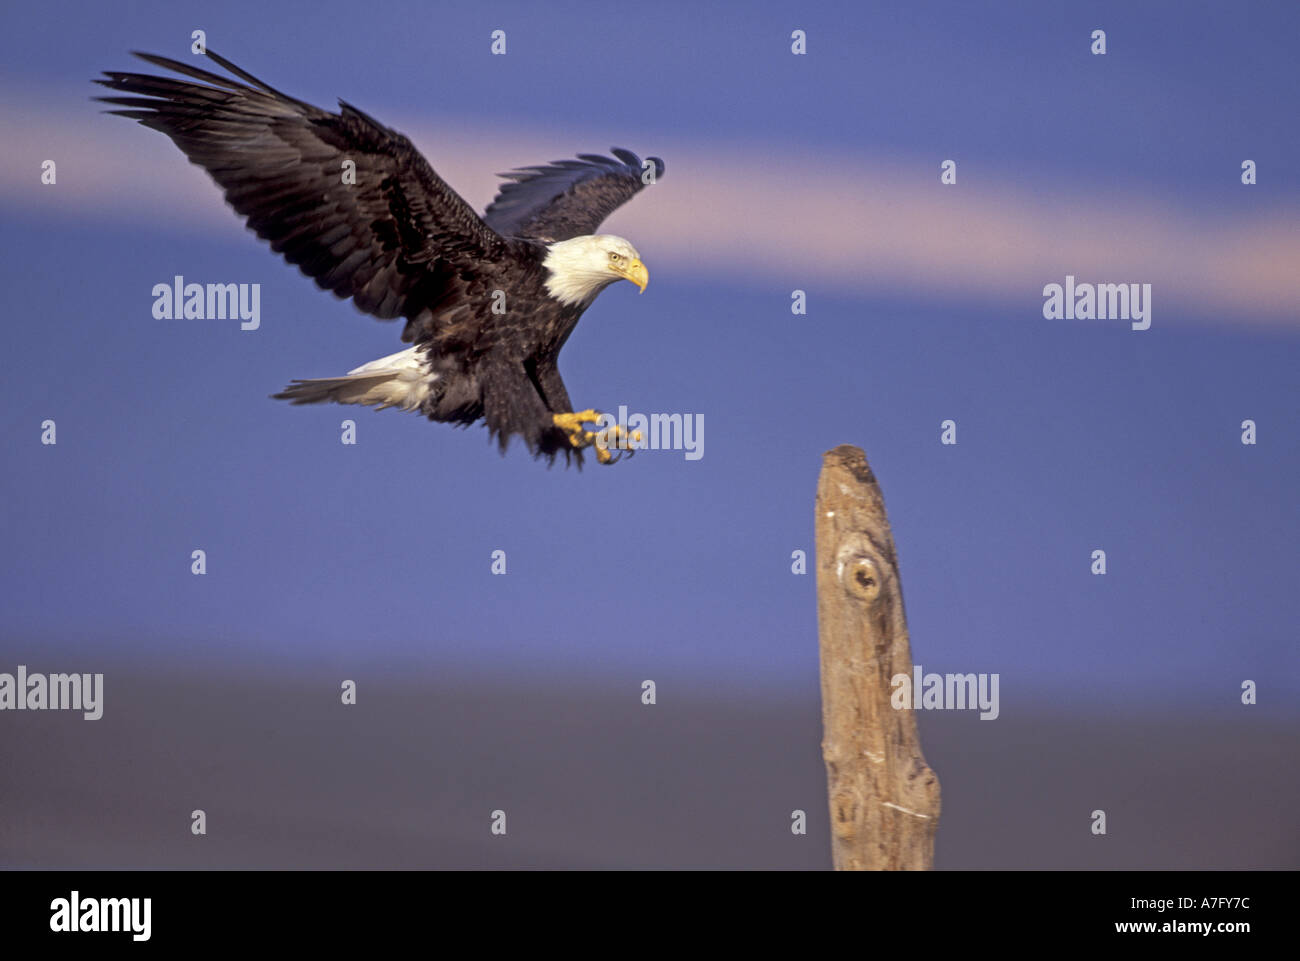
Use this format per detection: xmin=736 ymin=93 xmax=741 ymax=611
xmin=815 ymin=445 xmax=940 ymax=870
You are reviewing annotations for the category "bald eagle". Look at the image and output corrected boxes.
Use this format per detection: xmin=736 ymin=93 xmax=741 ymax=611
xmin=97 ymin=50 xmax=663 ymax=465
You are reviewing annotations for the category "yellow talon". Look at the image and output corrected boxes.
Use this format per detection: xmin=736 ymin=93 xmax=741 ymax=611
xmin=593 ymin=423 xmax=640 ymax=464
xmin=550 ymin=409 xmax=640 ymax=465
xmin=552 ymin=409 xmax=601 ymax=434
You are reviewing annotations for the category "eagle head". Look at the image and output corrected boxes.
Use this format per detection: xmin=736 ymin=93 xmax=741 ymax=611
xmin=543 ymin=234 xmax=648 ymax=307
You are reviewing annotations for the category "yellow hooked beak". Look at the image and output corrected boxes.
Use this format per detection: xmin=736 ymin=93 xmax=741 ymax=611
xmin=611 ymin=258 xmax=649 ymax=293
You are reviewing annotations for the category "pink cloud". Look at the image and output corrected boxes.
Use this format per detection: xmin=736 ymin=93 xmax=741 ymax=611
xmin=4 ymin=93 xmax=1296 ymax=326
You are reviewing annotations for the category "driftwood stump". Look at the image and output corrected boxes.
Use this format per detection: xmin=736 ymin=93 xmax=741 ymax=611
xmin=815 ymin=445 xmax=940 ymax=870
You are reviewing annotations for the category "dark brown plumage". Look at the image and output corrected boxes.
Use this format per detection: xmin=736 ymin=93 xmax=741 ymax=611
xmin=96 ymin=50 xmax=663 ymax=465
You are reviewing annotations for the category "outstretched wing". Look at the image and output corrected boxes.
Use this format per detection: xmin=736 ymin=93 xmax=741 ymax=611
xmin=482 ymin=148 xmax=663 ymax=243
xmin=96 ymin=50 xmax=508 ymax=335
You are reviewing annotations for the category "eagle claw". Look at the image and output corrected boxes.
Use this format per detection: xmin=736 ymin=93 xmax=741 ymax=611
xmin=551 ymin=410 xmax=641 ymax=465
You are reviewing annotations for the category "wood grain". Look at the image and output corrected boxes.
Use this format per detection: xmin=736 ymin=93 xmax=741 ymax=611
xmin=816 ymin=445 xmax=940 ymax=869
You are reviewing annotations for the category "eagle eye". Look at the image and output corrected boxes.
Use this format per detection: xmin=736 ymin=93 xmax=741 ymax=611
xmin=608 ymin=251 xmax=622 ymax=263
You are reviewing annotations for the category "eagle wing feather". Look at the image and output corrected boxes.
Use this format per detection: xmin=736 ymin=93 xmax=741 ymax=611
xmin=96 ymin=50 xmax=509 ymax=340
xmin=482 ymin=148 xmax=663 ymax=243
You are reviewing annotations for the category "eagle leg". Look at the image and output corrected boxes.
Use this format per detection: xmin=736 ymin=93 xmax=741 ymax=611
xmin=551 ymin=410 xmax=642 ymax=465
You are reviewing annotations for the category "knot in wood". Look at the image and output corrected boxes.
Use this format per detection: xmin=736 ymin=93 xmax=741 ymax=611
xmin=835 ymin=539 xmax=883 ymax=604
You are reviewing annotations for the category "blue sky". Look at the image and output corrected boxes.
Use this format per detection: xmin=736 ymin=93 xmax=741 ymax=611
xmin=0 ymin=0 xmax=1296 ymax=715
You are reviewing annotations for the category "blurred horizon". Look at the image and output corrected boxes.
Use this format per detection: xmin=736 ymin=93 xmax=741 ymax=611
xmin=3 ymin=666 xmax=1296 ymax=869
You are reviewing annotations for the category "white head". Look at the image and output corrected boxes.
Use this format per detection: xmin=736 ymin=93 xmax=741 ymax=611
xmin=542 ymin=234 xmax=648 ymax=308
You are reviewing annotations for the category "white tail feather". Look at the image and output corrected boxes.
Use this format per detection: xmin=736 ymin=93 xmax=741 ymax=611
xmin=274 ymin=347 xmax=434 ymax=411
